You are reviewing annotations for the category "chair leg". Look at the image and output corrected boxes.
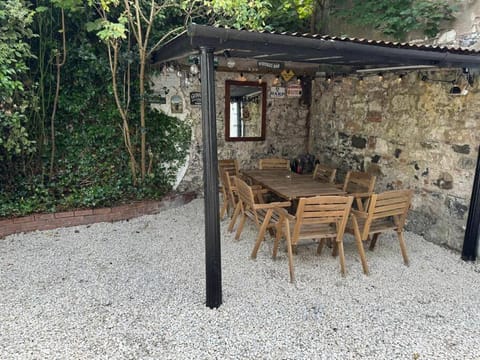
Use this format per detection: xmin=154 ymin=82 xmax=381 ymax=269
xmin=337 ymin=239 xmax=346 ymax=277
xmin=272 ymin=224 xmax=283 ymax=259
xmin=220 ymin=201 xmax=227 ymax=219
xmin=369 ymin=233 xmax=379 ymax=251
xmin=397 ymin=231 xmax=410 ymax=266
xmin=352 ymin=216 xmax=369 ymax=275
xmin=235 ymin=214 xmax=247 ymax=240
xmin=332 ymin=241 xmax=338 ymax=257
xmin=354 ymin=234 xmax=369 ymax=275
xmin=250 ymin=209 xmax=273 ymax=259
xmin=286 ymin=230 xmax=295 ymax=283
xmin=317 ymin=238 xmax=325 ymax=255
xmin=228 ymin=202 xmax=241 ymax=232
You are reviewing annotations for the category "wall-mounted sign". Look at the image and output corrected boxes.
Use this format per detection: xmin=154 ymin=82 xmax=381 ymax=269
xmin=270 ymin=86 xmax=286 ymax=98
xmin=189 ymin=92 xmax=201 ymax=105
xmin=171 ymin=95 xmax=183 ymax=113
xmin=148 ymin=95 xmax=167 ymax=104
xmin=257 ymin=61 xmax=284 ymax=70
xmin=281 ymin=69 xmax=295 ymax=82
xmin=287 ymin=84 xmax=302 ymax=98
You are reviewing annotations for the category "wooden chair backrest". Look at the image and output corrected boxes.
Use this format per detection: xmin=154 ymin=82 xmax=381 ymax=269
xmin=343 ymin=171 xmax=376 ymax=194
xmin=234 ymin=176 xmax=261 ymax=226
xmin=312 ymin=163 xmax=337 ymax=183
xmin=291 ymin=195 xmax=353 ymax=244
xmin=360 ymin=189 xmax=413 ymax=240
xmin=219 ymin=159 xmax=239 ymax=178
xmin=259 ymin=158 xmax=290 ymax=170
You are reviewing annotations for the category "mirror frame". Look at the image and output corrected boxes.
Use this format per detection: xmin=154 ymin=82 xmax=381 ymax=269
xmin=225 ymin=79 xmax=267 ymax=141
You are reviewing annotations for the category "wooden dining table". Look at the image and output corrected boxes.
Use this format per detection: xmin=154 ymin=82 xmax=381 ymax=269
xmin=242 ymin=169 xmax=345 ymax=201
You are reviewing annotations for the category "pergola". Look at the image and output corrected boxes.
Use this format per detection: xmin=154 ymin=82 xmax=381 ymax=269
xmin=153 ymin=24 xmax=480 ymax=308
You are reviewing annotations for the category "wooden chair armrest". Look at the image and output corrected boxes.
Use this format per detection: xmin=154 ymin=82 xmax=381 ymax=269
xmin=276 ymin=207 xmax=296 ymax=221
xmin=254 ymin=201 xmax=291 ymax=210
xmin=251 ymin=185 xmax=269 ymax=194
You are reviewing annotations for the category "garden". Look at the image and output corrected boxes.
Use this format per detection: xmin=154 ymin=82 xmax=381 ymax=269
xmin=0 ymin=0 xmax=456 ymax=217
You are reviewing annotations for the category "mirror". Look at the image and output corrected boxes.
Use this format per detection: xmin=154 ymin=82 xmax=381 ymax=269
xmin=225 ymin=80 xmax=266 ymax=141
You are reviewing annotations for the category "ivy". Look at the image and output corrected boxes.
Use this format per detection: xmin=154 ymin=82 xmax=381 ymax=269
xmin=336 ymin=0 xmax=456 ymax=40
xmin=0 ymin=0 xmax=36 ymax=158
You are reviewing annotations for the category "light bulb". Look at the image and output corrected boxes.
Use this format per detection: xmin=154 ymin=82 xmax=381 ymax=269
xmin=190 ymin=63 xmax=199 ymax=75
xmin=227 ymin=59 xmax=236 ymax=68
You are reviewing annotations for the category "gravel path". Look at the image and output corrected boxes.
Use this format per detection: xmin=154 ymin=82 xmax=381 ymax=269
xmin=1 ymin=198 xmax=479 ymax=359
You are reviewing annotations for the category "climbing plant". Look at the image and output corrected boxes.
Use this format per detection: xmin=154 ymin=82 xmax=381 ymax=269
xmin=335 ymin=0 xmax=456 ymax=40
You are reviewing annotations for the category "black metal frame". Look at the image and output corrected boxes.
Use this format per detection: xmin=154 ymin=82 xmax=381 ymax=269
xmin=462 ymin=146 xmax=480 ymax=261
xmin=200 ymin=47 xmax=222 ymax=308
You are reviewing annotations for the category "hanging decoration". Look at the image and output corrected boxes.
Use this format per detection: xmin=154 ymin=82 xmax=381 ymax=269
xmin=170 ymin=95 xmax=183 ymax=113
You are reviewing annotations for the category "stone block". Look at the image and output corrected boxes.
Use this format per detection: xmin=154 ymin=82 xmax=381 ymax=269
xmin=437 ymin=29 xmax=457 ymax=44
xmin=434 ymin=172 xmax=454 ymax=190
xmin=366 ymin=111 xmax=382 ymax=122
xmin=452 ymin=144 xmax=470 ymax=154
xmin=351 ymin=135 xmax=367 ymax=149
xmin=405 ymin=208 xmax=437 ymax=237
xmin=445 ymin=195 xmax=469 ymax=220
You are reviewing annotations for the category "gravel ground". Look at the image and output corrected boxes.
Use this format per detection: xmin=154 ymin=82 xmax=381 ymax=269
xmin=1 ymin=198 xmax=479 ymax=360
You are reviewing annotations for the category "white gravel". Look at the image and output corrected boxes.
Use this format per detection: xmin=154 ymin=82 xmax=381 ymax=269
xmin=1 ymin=198 xmax=479 ymax=359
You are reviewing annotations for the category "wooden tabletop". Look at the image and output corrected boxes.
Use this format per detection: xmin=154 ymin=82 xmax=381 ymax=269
xmin=242 ymin=169 xmax=346 ymax=201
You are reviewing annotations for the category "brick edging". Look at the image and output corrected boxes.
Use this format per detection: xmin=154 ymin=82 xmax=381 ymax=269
xmin=0 ymin=192 xmax=197 ymax=239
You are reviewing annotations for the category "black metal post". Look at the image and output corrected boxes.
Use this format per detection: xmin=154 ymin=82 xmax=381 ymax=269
xmin=462 ymin=145 xmax=480 ymax=261
xmin=200 ymin=46 xmax=222 ymax=308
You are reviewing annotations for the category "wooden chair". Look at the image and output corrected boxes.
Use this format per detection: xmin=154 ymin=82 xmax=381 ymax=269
xmin=259 ymin=158 xmax=290 ymax=170
xmin=218 ymin=159 xmax=240 ymax=218
xmin=219 ymin=170 xmax=236 ymax=219
xmin=312 ymin=163 xmax=337 ymax=183
xmin=346 ymin=189 xmax=413 ymax=266
xmin=252 ymin=195 xmax=368 ymax=282
xmin=229 ymin=176 xmax=290 ymax=244
xmin=340 ymin=171 xmax=376 ymax=211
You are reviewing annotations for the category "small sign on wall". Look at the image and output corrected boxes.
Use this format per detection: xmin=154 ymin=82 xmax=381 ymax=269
xmin=257 ymin=60 xmax=284 ymax=70
xmin=281 ymin=69 xmax=295 ymax=82
xmin=171 ymin=95 xmax=183 ymax=113
xmin=270 ymin=86 xmax=286 ymax=98
xmin=287 ymin=84 xmax=302 ymax=98
xmin=189 ymin=92 xmax=201 ymax=105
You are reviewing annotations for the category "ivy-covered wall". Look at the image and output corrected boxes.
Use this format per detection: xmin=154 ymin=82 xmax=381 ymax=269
xmin=152 ymin=71 xmax=309 ymax=193
xmin=310 ymin=71 xmax=480 ymax=252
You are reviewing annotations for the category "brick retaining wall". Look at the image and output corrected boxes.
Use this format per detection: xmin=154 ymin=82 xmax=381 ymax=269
xmin=0 ymin=192 xmax=197 ymax=239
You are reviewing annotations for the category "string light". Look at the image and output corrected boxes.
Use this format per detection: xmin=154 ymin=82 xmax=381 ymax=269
xmin=272 ymin=75 xmax=281 ymax=86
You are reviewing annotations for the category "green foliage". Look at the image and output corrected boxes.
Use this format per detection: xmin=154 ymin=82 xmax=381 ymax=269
xmin=204 ymin=0 xmax=272 ymax=29
xmin=0 ymin=0 xmax=192 ymax=218
xmin=0 ymin=0 xmax=36 ymax=157
xmin=336 ymin=0 xmax=456 ymax=40
xmin=0 ymin=108 xmax=191 ymax=217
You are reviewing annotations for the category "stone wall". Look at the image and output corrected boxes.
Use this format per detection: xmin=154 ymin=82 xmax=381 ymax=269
xmin=151 ymin=71 xmax=309 ymax=193
xmin=310 ymin=71 xmax=480 ymax=251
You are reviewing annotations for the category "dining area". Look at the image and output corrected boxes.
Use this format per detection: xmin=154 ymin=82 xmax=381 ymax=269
xmin=219 ymin=157 xmax=413 ymax=283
